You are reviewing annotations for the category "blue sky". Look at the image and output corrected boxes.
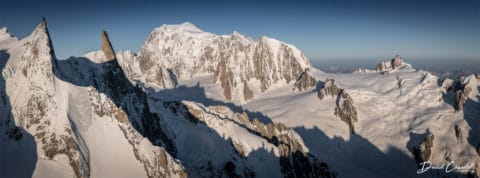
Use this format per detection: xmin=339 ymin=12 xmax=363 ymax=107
xmin=0 ymin=0 xmax=479 ymax=62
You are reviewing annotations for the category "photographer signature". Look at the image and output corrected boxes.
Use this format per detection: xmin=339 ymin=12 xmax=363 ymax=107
xmin=417 ymin=161 xmax=475 ymax=174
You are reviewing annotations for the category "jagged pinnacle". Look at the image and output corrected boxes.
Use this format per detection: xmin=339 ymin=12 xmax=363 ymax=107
xmin=101 ymin=30 xmax=116 ymax=61
xmin=35 ymin=17 xmax=56 ymax=58
xmin=40 ymin=17 xmax=47 ymax=29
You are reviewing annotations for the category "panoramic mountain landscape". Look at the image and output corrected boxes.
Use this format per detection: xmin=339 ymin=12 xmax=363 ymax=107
xmin=1 ymin=0 xmax=479 ymax=178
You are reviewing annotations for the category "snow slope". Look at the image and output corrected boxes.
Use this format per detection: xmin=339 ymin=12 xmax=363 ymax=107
xmin=155 ymin=53 xmax=480 ymax=177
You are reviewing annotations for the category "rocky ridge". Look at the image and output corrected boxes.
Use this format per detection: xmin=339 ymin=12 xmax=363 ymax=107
xmin=317 ymin=79 xmax=358 ymax=134
xmin=293 ymin=68 xmax=317 ymax=92
xmin=1 ymin=18 xmax=187 ymax=178
xmin=120 ymin=22 xmax=313 ymax=102
xmin=413 ymin=131 xmax=435 ymax=164
xmin=175 ymin=101 xmax=336 ymax=177
xmin=1 ymin=18 xmax=88 ymax=178
xmin=375 ymin=54 xmax=407 ymax=72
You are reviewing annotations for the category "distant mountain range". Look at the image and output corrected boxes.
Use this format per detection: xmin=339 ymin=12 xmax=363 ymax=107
xmin=0 ymin=18 xmax=479 ymax=178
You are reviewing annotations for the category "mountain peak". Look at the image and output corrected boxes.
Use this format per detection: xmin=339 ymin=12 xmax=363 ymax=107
xmin=24 ymin=17 xmax=56 ymax=59
xmin=231 ymin=30 xmax=240 ymax=36
xmin=101 ymin=30 xmax=116 ymax=61
xmin=0 ymin=27 xmax=8 ymax=34
xmin=0 ymin=27 xmax=15 ymax=40
xmin=179 ymin=22 xmax=199 ymax=29
xmin=40 ymin=17 xmax=47 ymax=29
xmin=159 ymin=22 xmax=205 ymax=34
xmin=375 ymin=54 xmax=411 ymax=72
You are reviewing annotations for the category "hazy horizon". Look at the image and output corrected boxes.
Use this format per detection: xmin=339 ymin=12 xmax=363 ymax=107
xmin=1 ymin=0 xmax=479 ymax=62
xmin=311 ymin=57 xmax=480 ymax=76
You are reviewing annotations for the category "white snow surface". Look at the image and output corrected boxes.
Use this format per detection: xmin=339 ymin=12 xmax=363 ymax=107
xmin=157 ymin=59 xmax=480 ymax=177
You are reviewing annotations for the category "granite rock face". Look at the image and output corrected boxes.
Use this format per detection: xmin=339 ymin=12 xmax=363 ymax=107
xmin=213 ymin=57 xmax=235 ymax=101
xmin=455 ymin=89 xmax=468 ymax=111
xmin=375 ymin=55 xmax=405 ymax=72
xmin=242 ymin=80 xmax=254 ymax=101
xmin=293 ymin=68 xmax=317 ymax=91
xmin=454 ymin=124 xmax=465 ymax=142
xmin=129 ymin=23 xmax=311 ymax=102
xmin=452 ymin=74 xmax=478 ymax=111
xmin=317 ymin=79 xmax=341 ymax=100
xmin=391 ymin=54 xmax=403 ymax=69
xmin=101 ymin=31 xmax=116 ymax=61
xmin=413 ymin=132 xmax=435 ymax=163
xmin=317 ymin=79 xmax=358 ymax=134
xmin=334 ymin=90 xmax=358 ymax=134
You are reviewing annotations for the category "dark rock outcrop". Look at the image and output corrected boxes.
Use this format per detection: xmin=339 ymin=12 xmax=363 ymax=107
xmin=454 ymin=80 xmax=473 ymax=111
xmin=39 ymin=17 xmax=56 ymax=58
xmin=243 ymin=80 xmax=254 ymax=101
xmin=335 ymin=90 xmax=358 ymax=134
xmin=445 ymin=74 xmax=479 ymax=111
xmin=455 ymin=90 xmax=468 ymax=111
xmin=391 ymin=54 xmax=403 ymax=69
xmin=317 ymin=79 xmax=358 ymax=134
xmin=454 ymin=124 xmax=464 ymax=142
xmin=293 ymin=68 xmax=317 ymax=91
xmin=317 ymin=79 xmax=341 ymax=100
xmin=375 ymin=54 xmax=405 ymax=72
xmin=413 ymin=131 xmax=434 ymax=163
xmin=213 ymin=58 xmax=234 ymax=101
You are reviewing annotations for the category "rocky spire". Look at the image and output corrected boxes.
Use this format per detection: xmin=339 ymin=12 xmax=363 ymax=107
xmin=101 ymin=30 xmax=116 ymax=61
xmin=40 ymin=17 xmax=47 ymax=29
xmin=413 ymin=131 xmax=435 ymax=163
xmin=34 ymin=17 xmax=56 ymax=59
xmin=19 ymin=17 xmax=58 ymax=79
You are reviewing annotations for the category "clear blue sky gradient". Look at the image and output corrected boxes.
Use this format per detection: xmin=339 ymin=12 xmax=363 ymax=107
xmin=1 ymin=0 xmax=479 ymax=62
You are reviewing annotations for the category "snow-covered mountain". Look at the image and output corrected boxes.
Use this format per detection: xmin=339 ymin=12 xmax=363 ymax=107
xmin=0 ymin=19 xmax=334 ymax=178
xmin=117 ymin=22 xmax=313 ymax=104
xmin=1 ymin=19 xmax=479 ymax=178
